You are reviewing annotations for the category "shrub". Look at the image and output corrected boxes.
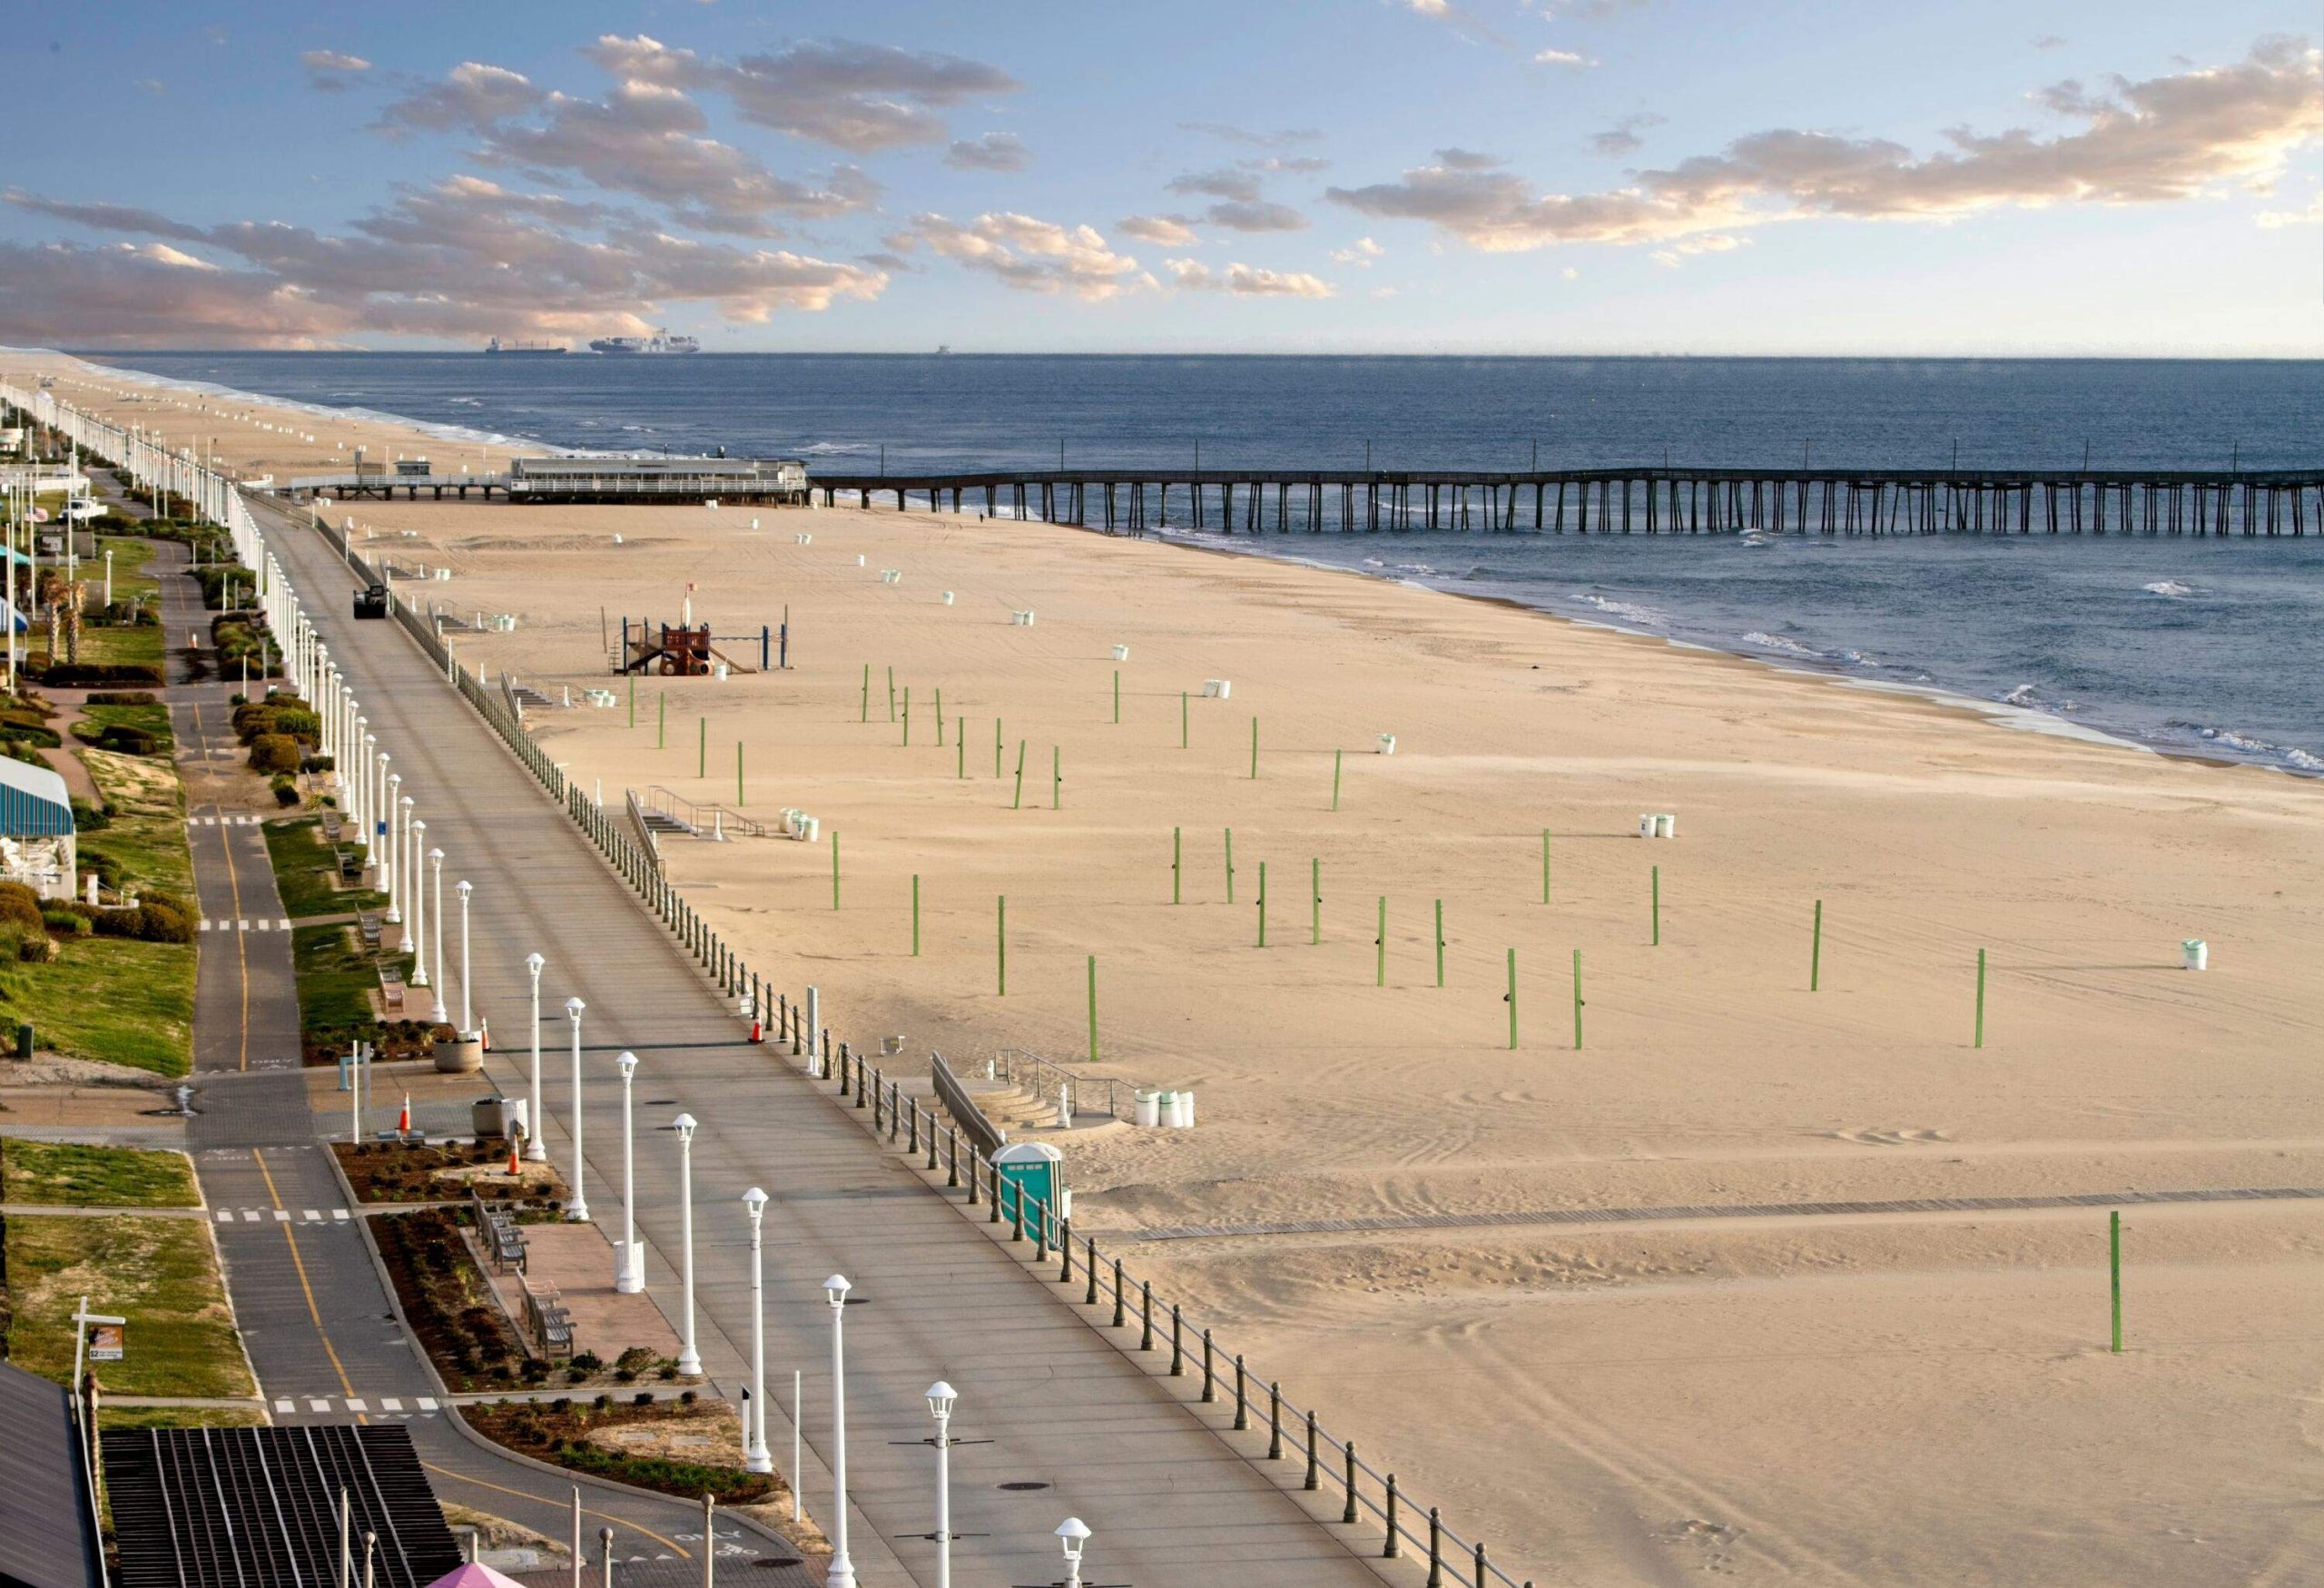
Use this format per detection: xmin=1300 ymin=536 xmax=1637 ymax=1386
xmin=91 ymin=894 xmax=194 ymax=944
xmin=678 ymin=1389 xmax=697 ymax=1406
xmin=569 ymin=1350 xmax=603 ymax=1374
xmin=249 ymin=734 xmax=300 ymax=774
xmin=68 ymin=798 xmax=110 ymax=833
xmin=95 ymin=725 xmax=158 ymax=755
xmin=550 ymin=1396 xmax=572 ymax=1414
xmin=40 ymin=663 xmax=162 ymax=687
xmin=300 ymin=754 xmax=335 ymax=774
xmin=83 ymin=692 xmax=157 ymax=707
xmin=632 ymin=1392 xmax=654 ymax=1407
xmin=17 ymin=935 xmax=52 ymax=963
xmin=613 ymin=1367 xmax=635 ymax=1384
xmin=271 ymin=774 xmax=300 ymax=807
xmin=41 ymin=908 xmax=90 ymax=937
xmin=0 ymin=883 xmax=44 ymax=932
xmin=593 ymin=1393 xmax=612 ymax=1411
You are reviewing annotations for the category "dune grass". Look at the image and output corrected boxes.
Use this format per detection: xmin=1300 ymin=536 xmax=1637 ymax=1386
xmin=3 ymin=1213 xmax=252 ymax=1398
xmin=0 ymin=1140 xmax=199 ymax=1208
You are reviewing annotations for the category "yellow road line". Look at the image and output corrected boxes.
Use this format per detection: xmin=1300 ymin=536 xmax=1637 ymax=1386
xmin=250 ymin=1148 xmax=358 ymax=1408
xmin=419 ymin=1462 xmax=692 ymax=1560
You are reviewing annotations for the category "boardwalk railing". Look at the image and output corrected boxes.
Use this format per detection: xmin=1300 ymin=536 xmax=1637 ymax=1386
xmin=11 ymin=376 xmax=1547 ymax=1588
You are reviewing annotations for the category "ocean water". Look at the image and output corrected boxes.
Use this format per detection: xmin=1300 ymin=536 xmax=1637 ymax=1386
xmin=90 ymin=352 xmax=2324 ymax=774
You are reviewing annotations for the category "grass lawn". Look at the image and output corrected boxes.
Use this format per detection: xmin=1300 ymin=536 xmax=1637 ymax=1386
xmin=265 ymin=816 xmax=383 ymax=920
xmin=293 ymin=923 xmax=391 ymax=1032
xmin=79 ymin=747 xmax=191 ymax=898
xmin=0 ymin=1140 xmax=199 ymax=1207
xmin=75 ymin=538 xmax=166 ymax=672
xmin=71 ymin=701 xmax=172 ymax=755
xmin=98 ymin=1405 xmax=267 ymax=1430
xmin=4 ymin=1214 xmax=253 ymax=1398
xmin=0 ymin=936 xmax=193 ymax=1076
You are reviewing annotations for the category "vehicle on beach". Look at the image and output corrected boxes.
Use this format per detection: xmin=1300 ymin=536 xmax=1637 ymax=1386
xmin=352 ymin=583 xmax=389 ymax=619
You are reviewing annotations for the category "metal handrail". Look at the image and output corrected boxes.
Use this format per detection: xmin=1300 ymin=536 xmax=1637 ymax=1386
xmin=990 ymin=1048 xmax=1140 ymax=1123
xmin=641 ymin=784 xmax=770 ymax=839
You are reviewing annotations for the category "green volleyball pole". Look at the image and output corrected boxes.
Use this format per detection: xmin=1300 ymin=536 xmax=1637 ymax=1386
xmin=1974 ymin=948 xmax=1987 ymax=1048
xmin=1332 ymin=749 xmax=1342 ymax=812
xmin=658 ymin=691 xmax=666 ymax=749
xmin=1310 ymin=858 xmax=1320 ymax=945
xmin=1541 ymin=828 xmax=1551 ymax=903
xmin=736 ymin=742 xmax=743 ymax=806
xmin=1571 ymin=950 xmax=1583 ymax=1050
xmin=886 ymin=666 xmax=896 ymax=721
xmin=1435 ymin=900 xmax=1445 ymax=987
xmin=1087 ymin=954 xmax=1099 ymax=1063
xmin=1051 ymin=745 xmax=1060 ymax=809
xmin=997 ymin=894 xmax=1006 ymax=994
xmin=627 ymin=671 xmax=635 ymax=729
xmin=698 ymin=715 xmax=706 ymax=778
xmin=911 ymin=874 xmax=921 ymax=957
xmin=861 ymin=664 xmax=869 ymax=723
xmin=1172 ymin=826 xmax=1182 ymax=904
xmin=1257 ymin=862 xmax=1267 ymax=947
xmin=957 ymin=719 xmax=965 ymax=779
xmin=1012 ymin=741 xmax=1027 ymax=809
xmin=831 ymin=832 xmax=841 ymax=910
xmin=1651 ymin=865 xmax=1659 ymax=946
xmin=935 ymin=688 xmax=944 ymax=744
xmin=1250 ymin=716 xmax=1258 ymax=779
xmin=1224 ymin=828 xmax=1235 ymax=903
xmin=902 ymin=686 xmax=911 ymax=746
xmin=1506 ymin=948 xmax=1518 ymax=1050
xmin=1810 ymin=899 xmax=1822 ymax=991
xmin=1113 ymin=670 xmax=1120 ymax=725
xmin=1181 ymin=690 xmax=1188 ymax=750
xmin=1375 ymin=896 xmax=1386 ymax=987
xmin=2110 ymin=1209 xmax=2122 ymax=1353
xmin=995 ymin=717 xmax=1003 ymax=777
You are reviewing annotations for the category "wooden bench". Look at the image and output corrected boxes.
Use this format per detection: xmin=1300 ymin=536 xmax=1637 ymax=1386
xmin=336 ymin=848 xmax=362 ymax=883
xmin=357 ymin=912 xmax=382 ymax=950
xmin=320 ymin=811 xmax=344 ymax=843
xmin=377 ymin=966 xmax=405 ymax=1014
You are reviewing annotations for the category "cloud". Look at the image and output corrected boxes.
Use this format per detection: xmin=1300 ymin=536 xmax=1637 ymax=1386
xmin=1591 ymin=113 xmax=1664 ymax=156
xmin=1177 ymin=122 xmax=1324 ymax=149
xmin=2033 ymin=35 xmax=2069 ymax=50
xmin=1648 ymin=233 xmax=1747 ymax=267
xmin=1330 ymin=237 xmax=1386 ymax=264
xmin=300 ymin=50 xmax=371 ymax=72
xmin=137 ymin=79 xmax=164 ymax=94
xmin=2255 ymin=194 xmax=2322 ymax=227
xmin=1329 ymin=36 xmax=2324 ymax=250
xmin=1167 ymin=259 xmax=1334 ymax=298
xmin=1242 ymin=154 xmax=1332 ymax=174
xmin=945 ymin=132 xmax=1029 ymax=171
xmin=1433 ymin=147 xmax=1504 ymax=171
xmin=587 ymin=34 xmax=1018 ymax=152
xmin=1534 ymin=48 xmax=1596 ymax=66
xmin=0 ymin=180 xmax=886 ymax=348
xmin=1118 ymin=214 xmax=1201 ymax=246
xmin=1202 ymin=200 xmax=1308 ymax=232
xmin=893 ymin=212 xmax=1149 ymax=300
xmin=1168 ymin=167 xmax=1264 ymax=202
xmin=376 ymin=62 xmax=545 ymax=133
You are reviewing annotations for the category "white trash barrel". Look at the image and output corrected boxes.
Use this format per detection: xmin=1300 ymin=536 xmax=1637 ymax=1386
xmin=1377 ymin=735 xmax=1397 ymax=755
xmin=1654 ymin=814 xmax=1676 ymax=838
xmin=2182 ymin=939 xmax=2208 ymax=971
xmin=1112 ymin=644 xmax=1130 ymax=661
xmin=1134 ymin=1089 xmax=1161 ymax=1129
xmin=942 ymin=591 xmax=956 ymax=606
xmin=1639 ymin=814 xmax=1658 ymax=838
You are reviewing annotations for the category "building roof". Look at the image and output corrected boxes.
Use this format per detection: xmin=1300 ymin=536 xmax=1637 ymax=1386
xmin=0 ymin=1362 xmax=101 ymax=1588
xmin=0 ymin=755 xmax=71 ymax=834
xmin=103 ymin=1425 xmax=463 ymax=1588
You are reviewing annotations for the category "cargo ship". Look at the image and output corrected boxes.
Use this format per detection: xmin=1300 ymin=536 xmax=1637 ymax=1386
xmin=588 ymin=329 xmax=702 ymax=356
xmin=484 ymin=337 xmax=567 ymax=355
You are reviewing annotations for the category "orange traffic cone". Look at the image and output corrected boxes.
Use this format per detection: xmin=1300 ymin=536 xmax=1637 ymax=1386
xmin=749 ymin=1017 xmax=763 ymax=1045
xmin=507 ymin=1129 xmax=522 ymax=1177
xmin=479 ymin=1018 xmax=491 ymax=1051
xmin=397 ymin=1092 xmax=411 ymax=1135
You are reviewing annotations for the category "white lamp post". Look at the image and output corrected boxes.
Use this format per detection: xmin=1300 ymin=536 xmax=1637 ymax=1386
xmin=615 ymin=1053 xmax=643 ymax=1293
xmin=823 ymin=1275 xmax=856 ymax=1588
xmin=926 ymin=1382 xmax=957 ymax=1588
xmin=427 ymin=848 xmax=448 ymax=1025
xmin=524 ymin=954 xmax=547 ymax=1160
xmin=743 ymin=1189 xmax=772 ymax=1473
xmin=382 ymin=770 xmax=400 ymax=922
xmin=409 ymin=821 xmax=429 ymax=990
xmin=563 ymin=998 xmax=589 ymax=1221
xmin=673 ymin=1114 xmax=702 ymax=1375
xmin=455 ymin=880 xmax=473 ymax=1033
xmin=1057 ymin=1519 xmax=1092 ymax=1588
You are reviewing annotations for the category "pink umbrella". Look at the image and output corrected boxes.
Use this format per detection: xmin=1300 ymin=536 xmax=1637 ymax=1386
xmin=420 ymin=1565 xmax=532 ymax=1588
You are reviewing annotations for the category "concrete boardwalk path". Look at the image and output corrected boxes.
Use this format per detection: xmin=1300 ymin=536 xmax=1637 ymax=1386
xmin=258 ymin=505 xmax=1396 ymax=1588
xmin=154 ymin=539 xmax=788 ymax=1575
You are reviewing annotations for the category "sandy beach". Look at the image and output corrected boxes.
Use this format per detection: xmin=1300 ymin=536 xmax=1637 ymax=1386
xmin=34 ymin=354 xmax=2324 ymax=1585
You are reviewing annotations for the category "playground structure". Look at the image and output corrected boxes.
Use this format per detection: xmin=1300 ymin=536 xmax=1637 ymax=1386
xmin=614 ymin=613 xmax=790 ymax=675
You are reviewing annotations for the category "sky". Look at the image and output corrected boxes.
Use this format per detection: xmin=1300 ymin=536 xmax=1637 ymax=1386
xmin=3 ymin=1 xmax=2319 ymax=355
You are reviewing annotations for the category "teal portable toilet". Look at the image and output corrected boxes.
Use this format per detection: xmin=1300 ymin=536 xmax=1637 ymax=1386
xmin=993 ymin=1142 xmax=1064 ymax=1243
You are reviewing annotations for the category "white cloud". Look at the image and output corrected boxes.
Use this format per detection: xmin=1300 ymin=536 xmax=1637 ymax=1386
xmin=2255 ymin=194 xmax=2322 ymax=227
xmin=1203 ymin=200 xmax=1308 ymax=232
xmin=1330 ymin=37 xmax=2324 ymax=251
xmin=376 ymin=62 xmax=544 ymax=133
xmin=1330 ymin=237 xmax=1386 ymax=264
xmin=1534 ymin=48 xmax=1596 ymax=66
xmin=946 ymin=132 xmax=1030 ymax=171
xmin=895 ymin=212 xmax=1149 ymax=300
xmin=300 ymin=50 xmax=371 ymax=73
xmin=1118 ymin=214 xmax=1201 ymax=246
xmin=1167 ymin=259 xmax=1334 ymax=298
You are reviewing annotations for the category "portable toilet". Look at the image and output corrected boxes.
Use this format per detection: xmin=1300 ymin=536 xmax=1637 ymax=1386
xmin=993 ymin=1141 xmax=1064 ymax=1243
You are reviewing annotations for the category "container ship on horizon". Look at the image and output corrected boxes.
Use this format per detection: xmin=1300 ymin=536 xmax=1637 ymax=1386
xmin=483 ymin=337 xmax=567 ymax=355
xmin=588 ymin=329 xmax=703 ymax=355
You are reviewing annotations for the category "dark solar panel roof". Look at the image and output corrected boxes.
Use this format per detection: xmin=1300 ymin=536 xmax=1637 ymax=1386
xmin=0 ymin=1363 xmax=100 ymax=1588
xmin=102 ymin=1425 xmax=462 ymax=1588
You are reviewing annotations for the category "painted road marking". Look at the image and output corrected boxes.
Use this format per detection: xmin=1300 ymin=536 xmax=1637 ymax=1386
xmin=241 ymin=1210 xmax=261 ymax=1222
xmin=380 ymin=1397 xmax=402 ymax=1413
xmin=345 ymin=1398 xmax=367 ymax=1413
xmin=215 ymin=1209 xmax=231 ymax=1222
xmin=254 ymin=920 xmax=271 ymax=932
xmin=278 ymin=918 xmax=291 ymax=930
xmin=271 ymin=1208 xmax=290 ymax=1222
xmin=200 ymin=920 xmax=212 ymax=932
xmin=330 ymin=1208 xmax=349 ymax=1221
xmin=274 ymin=1398 xmax=294 ymax=1414
xmin=301 ymin=1209 xmax=320 ymax=1221
xmin=416 ymin=1396 xmax=438 ymax=1411
xmin=307 ymin=1398 xmax=330 ymax=1413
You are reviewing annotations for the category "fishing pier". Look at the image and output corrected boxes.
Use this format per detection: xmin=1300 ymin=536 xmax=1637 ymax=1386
xmin=805 ymin=465 xmax=2324 ymax=538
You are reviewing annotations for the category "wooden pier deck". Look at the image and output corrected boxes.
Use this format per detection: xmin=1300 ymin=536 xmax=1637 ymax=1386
xmin=807 ymin=466 xmax=2324 ymax=537
xmin=283 ymin=463 xmax=2324 ymax=537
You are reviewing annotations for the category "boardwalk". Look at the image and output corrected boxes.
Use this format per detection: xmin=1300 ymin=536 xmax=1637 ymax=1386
xmin=251 ymin=494 xmax=1394 ymax=1588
